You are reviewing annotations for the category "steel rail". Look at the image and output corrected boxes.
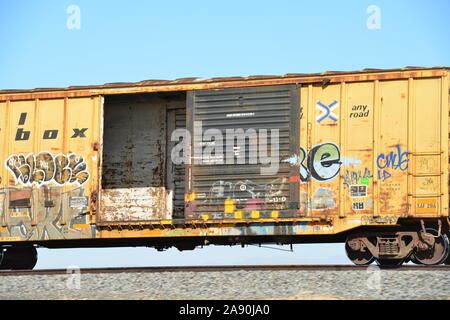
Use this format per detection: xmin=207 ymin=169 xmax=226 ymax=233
xmin=0 ymin=264 xmax=449 ymax=276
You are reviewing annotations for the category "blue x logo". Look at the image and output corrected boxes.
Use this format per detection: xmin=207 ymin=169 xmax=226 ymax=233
xmin=316 ymin=101 xmax=339 ymax=123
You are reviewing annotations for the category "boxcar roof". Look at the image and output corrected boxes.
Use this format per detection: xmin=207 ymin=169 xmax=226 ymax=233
xmin=0 ymin=66 xmax=448 ymax=101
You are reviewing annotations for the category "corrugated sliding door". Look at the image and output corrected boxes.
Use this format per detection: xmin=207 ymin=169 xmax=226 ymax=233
xmin=186 ymin=85 xmax=300 ymax=220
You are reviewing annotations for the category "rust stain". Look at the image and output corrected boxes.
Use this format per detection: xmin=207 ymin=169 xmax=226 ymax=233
xmin=379 ymin=191 xmax=391 ymax=213
xmin=90 ymin=190 xmax=98 ymax=213
xmin=347 ymin=148 xmax=373 ymax=152
xmin=0 ymin=91 xmax=94 ymax=101
xmin=321 ymin=123 xmax=338 ymax=127
xmin=92 ymin=142 xmax=100 ymax=151
xmin=9 ymin=190 xmax=32 ymax=201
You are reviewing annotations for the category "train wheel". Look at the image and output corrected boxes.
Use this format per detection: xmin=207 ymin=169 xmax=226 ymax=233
xmin=409 ymin=254 xmax=421 ymax=265
xmin=1 ymin=246 xmax=38 ymax=270
xmin=445 ymin=252 xmax=450 ymax=265
xmin=413 ymin=228 xmax=449 ymax=265
xmin=345 ymin=240 xmax=375 ymax=265
xmin=444 ymin=257 xmax=450 ymax=265
xmin=445 ymin=233 xmax=450 ymax=265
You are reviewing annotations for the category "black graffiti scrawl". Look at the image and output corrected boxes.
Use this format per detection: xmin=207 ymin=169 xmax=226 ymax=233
xmin=6 ymin=152 xmax=90 ymax=186
xmin=0 ymin=186 xmax=94 ymax=240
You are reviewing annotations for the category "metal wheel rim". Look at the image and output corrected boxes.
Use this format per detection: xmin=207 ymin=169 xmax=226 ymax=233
xmin=345 ymin=240 xmax=375 ymax=265
xmin=409 ymin=253 xmax=421 ymax=265
xmin=414 ymin=228 xmax=449 ymax=265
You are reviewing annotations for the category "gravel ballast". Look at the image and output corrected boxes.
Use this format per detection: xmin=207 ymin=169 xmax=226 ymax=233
xmin=0 ymin=269 xmax=448 ymax=300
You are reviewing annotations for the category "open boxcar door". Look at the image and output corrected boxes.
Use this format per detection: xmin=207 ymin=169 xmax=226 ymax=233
xmin=98 ymin=92 xmax=189 ymax=224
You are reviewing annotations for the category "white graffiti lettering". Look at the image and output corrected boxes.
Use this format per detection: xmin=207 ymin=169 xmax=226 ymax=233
xmin=5 ymin=152 xmax=90 ymax=186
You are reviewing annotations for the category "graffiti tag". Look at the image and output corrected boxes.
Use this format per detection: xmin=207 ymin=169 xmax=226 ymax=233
xmin=284 ymin=142 xmax=341 ymax=183
xmin=343 ymin=168 xmax=372 ymax=188
xmin=376 ymin=145 xmax=408 ymax=181
xmin=204 ymin=178 xmax=287 ymax=204
xmin=0 ymin=187 xmax=93 ymax=240
xmin=361 ymin=215 xmax=398 ymax=225
xmin=6 ymin=152 xmax=90 ymax=186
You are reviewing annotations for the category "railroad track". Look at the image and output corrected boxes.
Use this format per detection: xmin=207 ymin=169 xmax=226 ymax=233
xmin=0 ymin=264 xmax=449 ymax=276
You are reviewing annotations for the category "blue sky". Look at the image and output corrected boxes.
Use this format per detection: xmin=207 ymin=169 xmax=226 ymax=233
xmin=0 ymin=0 xmax=449 ymax=268
xmin=1 ymin=0 xmax=449 ymax=90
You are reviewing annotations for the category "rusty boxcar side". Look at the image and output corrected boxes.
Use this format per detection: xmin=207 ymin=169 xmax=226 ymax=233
xmin=0 ymin=67 xmax=449 ymax=268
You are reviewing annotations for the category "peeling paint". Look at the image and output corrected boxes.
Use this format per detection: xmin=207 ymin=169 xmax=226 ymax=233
xmin=310 ymin=188 xmax=336 ymax=210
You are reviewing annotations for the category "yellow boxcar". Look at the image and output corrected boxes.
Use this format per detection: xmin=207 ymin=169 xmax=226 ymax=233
xmin=0 ymin=67 xmax=449 ymax=269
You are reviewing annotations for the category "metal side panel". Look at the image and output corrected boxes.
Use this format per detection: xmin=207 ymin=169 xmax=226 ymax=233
xmin=0 ymin=97 xmax=100 ymax=241
xmin=185 ymin=85 xmax=300 ymax=220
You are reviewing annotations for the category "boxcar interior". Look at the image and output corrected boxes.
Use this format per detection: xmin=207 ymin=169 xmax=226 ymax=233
xmin=101 ymin=92 xmax=186 ymax=222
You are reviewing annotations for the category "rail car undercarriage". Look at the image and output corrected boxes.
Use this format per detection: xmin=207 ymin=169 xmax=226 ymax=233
xmin=345 ymin=222 xmax=450 ymax=267
xmin=1 ymin=221 xmax=449 ymax=270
